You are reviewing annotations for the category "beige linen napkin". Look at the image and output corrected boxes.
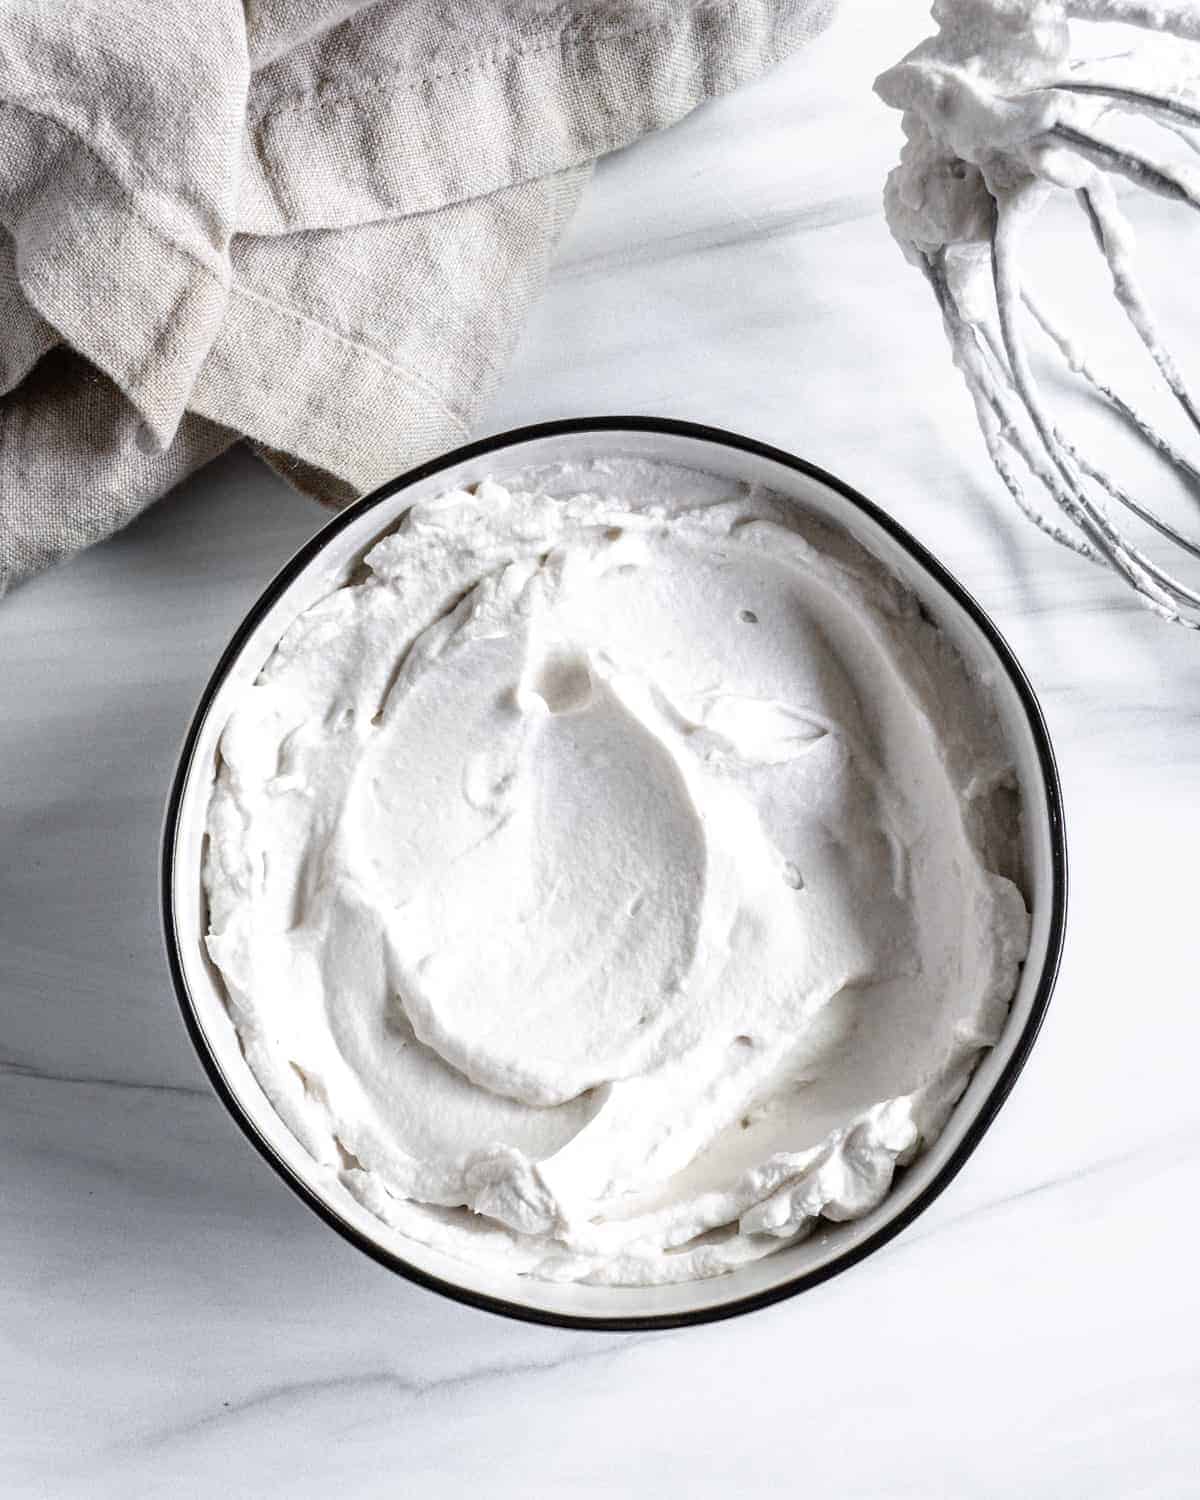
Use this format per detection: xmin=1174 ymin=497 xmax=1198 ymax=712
xmin=0 ymin=0 xmax=833 ymax=593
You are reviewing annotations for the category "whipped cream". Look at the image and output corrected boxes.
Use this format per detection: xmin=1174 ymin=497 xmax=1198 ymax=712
xmin=874 ymin=2 xmax=1200 ymax=623
xmin=877 ymin=0 xmax=1082 ymax=260
xmin=204 ymin=464 xmax=1030 ymax=1285
xmin=875 ymin=0 xmax=1198 ymax=259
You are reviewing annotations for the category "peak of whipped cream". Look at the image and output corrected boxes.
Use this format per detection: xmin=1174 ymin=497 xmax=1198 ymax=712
xmin=204 ymin=467 xmax=1029 ymax=1285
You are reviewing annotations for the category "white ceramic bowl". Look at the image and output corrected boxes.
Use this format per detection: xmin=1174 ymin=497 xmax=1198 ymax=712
xmin=162 ymin=417 xmax=1066 ymax=1330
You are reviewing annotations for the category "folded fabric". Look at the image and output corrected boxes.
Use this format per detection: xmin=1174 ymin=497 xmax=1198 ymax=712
xmin=0 ymin=0 xmax=834 ymax=593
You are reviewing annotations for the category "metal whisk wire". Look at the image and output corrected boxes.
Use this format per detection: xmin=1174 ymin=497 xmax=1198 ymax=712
xmin=886 ymin=4 xmax=1200 ymax=626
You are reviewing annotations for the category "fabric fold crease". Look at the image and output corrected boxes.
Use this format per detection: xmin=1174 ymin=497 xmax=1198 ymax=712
xmin=0 ymin=0 xmax=833 ymax=594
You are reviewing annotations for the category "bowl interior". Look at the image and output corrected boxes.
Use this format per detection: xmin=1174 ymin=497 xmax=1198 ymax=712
xmin=165 ymin=422 xmax=1064 ymax=1327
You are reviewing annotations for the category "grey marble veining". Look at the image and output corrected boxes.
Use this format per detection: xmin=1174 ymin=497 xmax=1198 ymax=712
xmin=4 ymin=1 xmax=1200 ymax=1493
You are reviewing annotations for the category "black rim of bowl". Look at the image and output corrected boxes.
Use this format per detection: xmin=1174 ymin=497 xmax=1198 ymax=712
xmin=161 ymin=415 xmax=1068 ymax=1332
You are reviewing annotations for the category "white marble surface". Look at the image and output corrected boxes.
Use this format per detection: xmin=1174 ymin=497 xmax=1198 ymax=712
xmin=5 ymin=2 xmax=1200 ymax=1493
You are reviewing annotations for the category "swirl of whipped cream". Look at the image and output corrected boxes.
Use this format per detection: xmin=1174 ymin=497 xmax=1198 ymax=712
xmin=204 ymin=470 xmax=1029 ymax=1285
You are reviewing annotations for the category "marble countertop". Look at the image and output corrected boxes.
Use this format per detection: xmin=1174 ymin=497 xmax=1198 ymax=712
xmin=4 ymin=2 xmax=1200 ymax=1493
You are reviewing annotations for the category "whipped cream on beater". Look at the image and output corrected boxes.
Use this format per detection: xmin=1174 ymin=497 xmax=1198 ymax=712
xmin=876 ymin=0 xmax=1092 ymax=265
xmin=204 ymin=465 xmax=1029 ymax=1285
xmin=875 ymin=1 xmax=1200 ymax=624
xmin=876 ymin=0 xmax=1200 ymax=256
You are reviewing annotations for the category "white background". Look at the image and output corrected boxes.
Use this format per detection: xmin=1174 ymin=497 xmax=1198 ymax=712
xmin=4 ymin=1 xmax=1200 ymax=1493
